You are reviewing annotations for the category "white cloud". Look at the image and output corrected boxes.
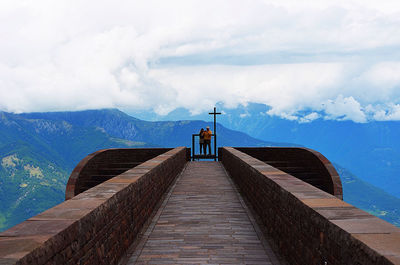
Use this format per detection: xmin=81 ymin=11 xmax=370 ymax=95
xmin=322 ymin=95 xmax=367 ymax=122
xmin=299 ymin=112 xmax=320 ymax=123
xmin=1 ymin=0 xmax=400 ymax=122
xmin=357 ymin=62 xmax=400 ymax=102
xmin=150 ymin=63 xmax=344 ymax=115
xmin=368 ymin=104 xmax=400 ymax=121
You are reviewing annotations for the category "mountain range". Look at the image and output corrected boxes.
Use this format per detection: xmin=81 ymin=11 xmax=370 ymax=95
xmin=0 ymin=109 xmax=274 ymax=231
xmin=135 ymin=103 xmax=400 ymax=199
xmin=0 ymin=108 xmax=399 ymax=232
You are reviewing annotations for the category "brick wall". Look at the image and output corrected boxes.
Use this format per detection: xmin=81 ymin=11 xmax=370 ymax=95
xmin=234 ymin=147 xmax=342 ymax=199
xmin=66 ymin=148 xmax=173 ymax=200
xmin=0 ymin=147 xmax=187 ymax=265
xmin=221 ymin=147 xmax=400 ymax=265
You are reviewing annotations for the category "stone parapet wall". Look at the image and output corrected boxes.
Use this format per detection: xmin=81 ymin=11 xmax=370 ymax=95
xmin=221 ymin=147 xmax=400 ymax=265
xmin=234 ymin=147 xmax=342 ymax=199
xmin=0 ymin=147 xmax=187 ymax=265
xmin=66 ymin=148 xmax=173 ymax=200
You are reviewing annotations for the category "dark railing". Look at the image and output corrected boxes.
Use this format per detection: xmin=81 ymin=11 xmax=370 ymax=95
xmin=191 ymin=133 xmax=217 ymax=161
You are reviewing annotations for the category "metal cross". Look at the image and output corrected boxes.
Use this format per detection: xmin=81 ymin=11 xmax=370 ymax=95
xmin=209 ymin=107 xmax=221 ymax=160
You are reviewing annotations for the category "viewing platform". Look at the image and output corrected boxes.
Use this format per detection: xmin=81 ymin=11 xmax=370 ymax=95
xmin=121 ymin=161 xmax=281 ymax=264
xmin=0 ymin=147 xmax=399 ymax=265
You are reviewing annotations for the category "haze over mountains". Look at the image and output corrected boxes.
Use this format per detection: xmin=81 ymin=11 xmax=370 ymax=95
xmin=0 ymin=108 xmax=399 ymax=232
xmin=134 ymin=103 xmax=400 ymax=199
xmin=0 ymin=109 xmax=272 ymax=231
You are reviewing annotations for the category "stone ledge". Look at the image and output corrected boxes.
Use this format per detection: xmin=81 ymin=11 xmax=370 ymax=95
xmin=234 ymin=146 xmax=343 ymax=199
xmin=65 ymin=148 xmax=174 ymax=200
xmin=221 ymin=146 xmax=400 ymax=265
xmin=0 ymin=147 xmax=187 ymax=265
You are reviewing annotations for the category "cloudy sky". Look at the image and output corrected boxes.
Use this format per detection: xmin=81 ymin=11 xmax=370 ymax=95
xmin=1 ymin=0 xmax=400 ymax=122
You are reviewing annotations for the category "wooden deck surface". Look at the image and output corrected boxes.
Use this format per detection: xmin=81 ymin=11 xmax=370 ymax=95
xmin=122 ymin=161 xmax=282 ymax=265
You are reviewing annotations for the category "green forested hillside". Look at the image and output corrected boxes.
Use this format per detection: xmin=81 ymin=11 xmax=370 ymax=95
xmin=0 ymin=150 xmax=67 ymax=231
xmin=0 ymin=111 xmax=149 ymax=231
xmin=0 ymin=109 xmax=399 ymax=232
xmin=337 ymin=164 xmax=400 ymax=227
xmin=0 ymin=109 xmax=272 ymax=231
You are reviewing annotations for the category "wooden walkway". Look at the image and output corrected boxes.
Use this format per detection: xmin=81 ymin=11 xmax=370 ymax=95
xmin=122 ymin=162 xmax=282 ymax=265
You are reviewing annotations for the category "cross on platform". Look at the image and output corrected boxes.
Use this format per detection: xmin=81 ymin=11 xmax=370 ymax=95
xmin=209 ymin=107 xmax=221 ymax=161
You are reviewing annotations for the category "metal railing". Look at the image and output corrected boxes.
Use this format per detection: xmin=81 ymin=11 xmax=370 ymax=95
xmin=191 ymin=134 xmax=217 ymax=161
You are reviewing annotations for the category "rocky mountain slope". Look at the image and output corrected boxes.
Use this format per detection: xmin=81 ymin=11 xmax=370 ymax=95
xmin=0 ymin=109 xmax=272 ymax=231
xmin=0 ymin=109 xmax=399 ymax=231
xmin=149 ymin=103 xmax=400 ymax=198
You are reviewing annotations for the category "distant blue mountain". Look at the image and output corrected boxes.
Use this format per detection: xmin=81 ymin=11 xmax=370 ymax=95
xmin=0 ymin=110 xmax=151 ymax=231
xmin=136 ymin=103 xmax=400 ymax=199
xmin=336 ymin=163 xmax=400 ymax=227
xmin=0 ymin=109 xmax=275 ymax=231
xmin=18 ymin=109 xmax=283 ymax=149
xmin=0 ymin=108 xmax=399 ymax=232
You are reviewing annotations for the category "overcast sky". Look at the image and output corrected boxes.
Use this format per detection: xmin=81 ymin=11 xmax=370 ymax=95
xmin=1 ymin=0 xmax=400 ymax=122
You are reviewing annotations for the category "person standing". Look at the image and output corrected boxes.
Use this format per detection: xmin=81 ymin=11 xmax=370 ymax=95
xmin=199 ymin=128 xmax=205 ymax=154
xmin=203 ymin=126 xmax=212 ymax=155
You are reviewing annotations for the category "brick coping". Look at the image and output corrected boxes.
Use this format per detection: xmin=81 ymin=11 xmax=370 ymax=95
xmin=221 ymin=147 xmax=400 ymax=265
xmin=0 ymin=147 xmax=187 ymax=265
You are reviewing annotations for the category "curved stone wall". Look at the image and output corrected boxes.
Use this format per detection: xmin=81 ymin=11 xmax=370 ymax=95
xmin=66 ymin=148 xmax=172 ymax=200
xmin=0 ymin=147 xmax=188 ymax=265
xmin=221 ymin=147 xmax=400 ymax=265
xmin=234 ymin=147 xmax=343 ymax=199
xmin=1 ymin=146 xmax=398 ymax=265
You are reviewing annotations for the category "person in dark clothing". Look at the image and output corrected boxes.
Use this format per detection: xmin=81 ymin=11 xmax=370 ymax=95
xmin=199 ymin=128 xmax=205 ymax=154
xmin=203 ymin=126 xmax=212 ymax=155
